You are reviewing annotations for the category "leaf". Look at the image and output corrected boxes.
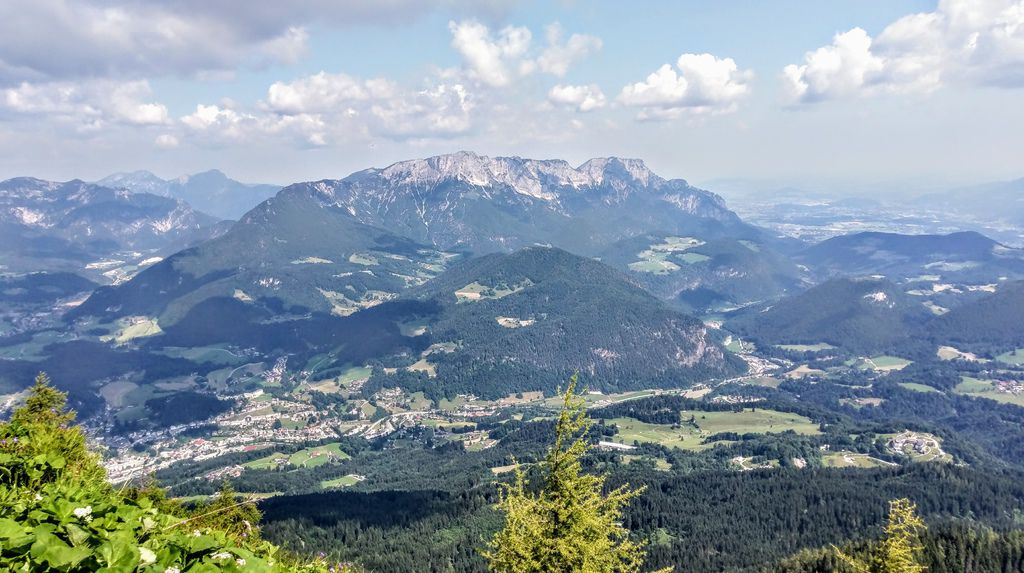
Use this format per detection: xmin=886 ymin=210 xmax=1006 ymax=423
xmin=64 ymin=522 xmax=91 ymax=546
xmin=0 ymin=517 xmax=26 ymax=538
xmin=29 ymin=530 xmax=90 ymax=568
xmin=0 ymin=517 xmax=34 ymax=550
xmin=95 ymin=536 xmax=140 ymax=571
xmin=185 ymin=534 xmax=220 ymax=554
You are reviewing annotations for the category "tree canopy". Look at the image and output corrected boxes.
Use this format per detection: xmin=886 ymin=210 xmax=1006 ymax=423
xmin=484 ymin=375 xmax=669 ymax=573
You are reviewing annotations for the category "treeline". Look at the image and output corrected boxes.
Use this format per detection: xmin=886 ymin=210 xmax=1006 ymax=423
xmin=770 ymin=524 xmax=1024 ymax=573
xmin=259 ymin=462 xmax=1024 ymax=573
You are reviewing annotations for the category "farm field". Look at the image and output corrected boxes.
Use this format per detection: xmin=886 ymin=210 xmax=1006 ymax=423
xmin=822 ymin=451 xmax=895 ymax=469
xmin=898 ymin=382 xmax=941 ymax=393
xmin=99 ymin=381 xmax=139 ymax=408
xmin=724 ymin=336 xmax=744 ymax=353
xmin=541 ymin=389 xmax=662 ymax=409
xmin=954 ymin=376 xmax=1024 ymax=407
xmin=321 ymin=475 xmax=363 ymax=489
xmin=937 ymin=346 xmax=981 ymax=361
xmin=0 ymin=330 xmax=69 ymax=361
xmin=101 ymin=317 xmax=162 ymax=345
xmin=777 ymin=343 xmax=835 ymax=352
xmin=420 ymin=419 xmax=476 ymax=430
xmin=621 ymin=455 xmax=672 ymax=471
xmin=454 ymin=280 xmax=531 ymax=302
xmin=997 ymin=348 xmax=1024 ymax=366
xmin=628 ymin=236 xmax=705 ymax=274
xmin=677 ymin=252 xmax=711 ymax=264
xmin=489 ymin=464 xmax=518 ymax=475
xmin=157 ymin=345 xmax=246 ymax=365
xmin=784 ymin=364 xmax=826 ymax=379
xmin=839 ymin=397 xmax=885 ymax=409
xmin=244 ymin=442 xmax=351 ymax=470
xmin=307 ymin=365 xmax=372 ymax=394
xmin=741 ymin=377 xmax=783 ymax=388
xmin=601 ymin=408 xmax=819 ymax=451
xmin=854 ymin=356 xmax=913 ymax=371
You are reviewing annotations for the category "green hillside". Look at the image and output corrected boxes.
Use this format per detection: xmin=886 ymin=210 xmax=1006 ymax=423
xmin=372 ymin=247 xmax=744 ymax=398
xmin=727 ymin=277 xmax=932 ymax=355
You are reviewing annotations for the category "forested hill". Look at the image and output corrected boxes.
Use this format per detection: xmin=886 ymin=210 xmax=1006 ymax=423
xmin=727 ymin=277 xmax=932 ymax=355
xmin=367 ymin=246 xmax=744 ymax=398
xmin=796 ymin=230 xmax=1024 ymax=279
xmin=929 ymin=280 xmax=1024 ymax=350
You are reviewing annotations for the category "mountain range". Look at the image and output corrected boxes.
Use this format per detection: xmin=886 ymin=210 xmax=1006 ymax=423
xmin=0 ymin=177 xmax=228 ymax=281
xmin=97 ymin=169 xmax=280 ymax=220
xmin=6 ymin=152 xmax=1024 ymax=418
xmin=72 ymin=152 xmax=786 ymax=324
xmin=278 ymin=151 xmax=753 ymax=254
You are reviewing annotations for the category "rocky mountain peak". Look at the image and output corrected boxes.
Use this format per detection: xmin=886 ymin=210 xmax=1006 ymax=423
xmin=369 ymin=152 xmax=669 ymax=201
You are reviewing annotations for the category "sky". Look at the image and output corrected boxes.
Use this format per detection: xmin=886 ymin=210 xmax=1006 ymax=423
xmin=0 ymin=0 xmax=1022 ymax=189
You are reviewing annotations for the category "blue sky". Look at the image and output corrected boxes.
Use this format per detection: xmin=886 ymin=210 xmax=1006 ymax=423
xmin=0 ymin=0 xmax=1020 ymax=190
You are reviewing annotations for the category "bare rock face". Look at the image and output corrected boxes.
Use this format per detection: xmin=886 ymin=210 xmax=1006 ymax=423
xmin=280 ymin=151 xmax=743 ymax=254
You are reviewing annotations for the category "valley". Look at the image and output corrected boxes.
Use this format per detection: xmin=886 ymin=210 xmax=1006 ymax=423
xmin=4 ymin=153 xmax=1024 ymax=572
xmin=6 ymin=1 xmax=1024 ymax=570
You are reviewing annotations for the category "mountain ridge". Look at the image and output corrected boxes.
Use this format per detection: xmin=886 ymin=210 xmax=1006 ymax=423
xmin=97 ymin=169 xmax=280 ymax=220
xmin=0 ymin=177 xmax=226 ymax=279
xmin=279 ymin=151 xmax=747 ymax=254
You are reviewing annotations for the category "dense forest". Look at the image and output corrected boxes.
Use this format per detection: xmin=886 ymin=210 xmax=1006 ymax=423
xmin=258 ymin=462 xmax=1024 ymax=572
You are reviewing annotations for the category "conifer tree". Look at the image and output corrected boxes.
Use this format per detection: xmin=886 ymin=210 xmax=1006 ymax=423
xmin=10 ymin=372 xmax=74 ymax=427
xmin=185 ymin=480 xmax=265 ymax=542
xmin=483 ymin=375 xmax=670 ymax=573
xmin=835 ymin=498 xmax=927 ymax=573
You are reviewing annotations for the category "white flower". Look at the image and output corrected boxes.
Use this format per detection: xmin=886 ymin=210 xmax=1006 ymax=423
xmin=33 ymin=493 xmax=42 ymax=501
xmin=139 ymin=547 xmax=156 ymax=565
xmin=236 ymin=558 xmax=246 ymax=566
xmin=211 ymin=551 xmax=233 ymax=560
xmin=72 ymin=506 xmax=92 ymax=519
xmin=193 ymin=530 xmax=202 ymax=537
xmin=165 ymin=568 xmax=181 ymax=573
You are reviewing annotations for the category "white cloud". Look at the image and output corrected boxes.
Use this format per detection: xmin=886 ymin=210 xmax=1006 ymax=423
xmin=548 ymin=84 xmax=606 ymax=112
xmin=0 ymin=0 xmax=508 ymax=84
xmin=266 ymin=72 xmax=396 ymax=114
xmin=154 ymin=134 xmax=179 ymax=149
xmin=1 ymin=79 xmax=168 ymax=127
xmin=448 ymin=20 xmax=602 ymax=87
xmin=536 ymin=24 xmax=603 ymax=77
xmin=619 ymin=53 xmax=753 ymax=119
xmin=181 ymin=103 xmax=329 ymax=147
xmin=260 ymin=27 xmax=311 ymax=66
xmin=108 ymin=82 xmax=170 ymax=125
xmin=783 ymin=0 xmax=1024 ymax=103
xmin=449 ymin=21 xmax=533 ymax=87
xmin=183 ymin=71 xmax=474 ymax=146
xmin=369 ymin=83 xmax=473 ymax=138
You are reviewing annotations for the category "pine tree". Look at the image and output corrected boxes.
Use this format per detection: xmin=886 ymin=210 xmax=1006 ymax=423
xmin=3 ymin=371 xmax=103 ymax=487
xmin=186 ymin=480 xmax=265 ymax=542
xmin=10 ymin=372 xmax=75 ymax=428
xmin=483 ymin=375 xmax=670 ymax=573
xmin=835 ymin=498 xmax=927 ymax=573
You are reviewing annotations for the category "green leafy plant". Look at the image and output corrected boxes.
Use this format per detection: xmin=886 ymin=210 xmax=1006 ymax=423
xmin=0 ymin=373 xmax=356 ymax=572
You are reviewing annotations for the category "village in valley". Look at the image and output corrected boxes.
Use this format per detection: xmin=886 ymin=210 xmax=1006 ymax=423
xmin=92 ymin=330 xmax=963 ymax=491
